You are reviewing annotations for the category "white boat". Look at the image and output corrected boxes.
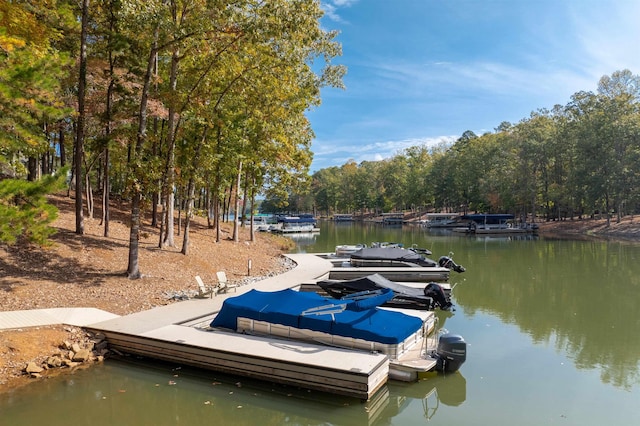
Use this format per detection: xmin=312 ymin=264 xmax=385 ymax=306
xmin=421 ymin=213 xmax=462 ymax=228
xmin=452 ymin=214 xmax=538 ymax=235
xmin=244 ymin=215 xmax=273 ymax=231
xmin=316 ymin=273 xmax=455 ymax=311
xmin=327 ymin=247 xmax=465 ymax=282
xmin=272 ymin=222 xmax=320 ymax=234
xmin=381 ymin=213 xmax=404 ymax=225
xmin=334 ymin=243 xmax=367 ymax=257
xmin=210 ymin=288 xmax=467 ymax=382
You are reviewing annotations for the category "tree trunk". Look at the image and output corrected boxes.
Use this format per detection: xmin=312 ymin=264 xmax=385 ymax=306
xmin=127 ymin=26 xmax=158 ymax=279
xmin=160 ymin=49 xmax=180 ymax=248
xmin=103 ymin=146 xmax=110 ymax=237
xmin=59 ymin=128 xmax=66 ymax=167
xmin=177 ymin=195 xmax=182 ymax=237
xmin=232 ymin=159 xmax=242 ymax=242
xmin=151 ymin=48 xmax=160 ymax=230
xmin=181 ymin=178 xmax=196 ymax=255
xmin=75 ymin=0 xmax=89 ymax=235
xmin=181 ymin=128 xmax=206 ymax=254
xmin=27 ymin=157 xmax=38 ymax=181
xmin=215 ymin=196 xmax=222 ymax=241
xmin=158 ymin=203 xmax=165 ymax=248
xmin=127 ymin=193 xmax=142 ymax=279
xmin=85 ymin=171 xmax=93 ymax=219
xmin=241 ymin=168 xmax=250 ymax=228
xmin=249 ymin=184 xmax=256 ymax=242
xmin=206 ymin=187 xmax=214 ymax=228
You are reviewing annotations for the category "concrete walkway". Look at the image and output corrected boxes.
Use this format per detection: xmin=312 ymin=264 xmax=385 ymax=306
xmin=0 ymin=253 xmax=332 ymax=331
xmin=0 ymin=307 xmax=120 ymax=330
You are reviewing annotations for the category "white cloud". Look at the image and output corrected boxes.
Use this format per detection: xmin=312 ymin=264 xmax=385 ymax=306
xmin=311 ymin=0 xmax=640 ymax=172
xmin=312 ymin=135 xmax=457 ymax=170
xmin=567 ymin=2 xmax=640 ymax=82
xmin=321 ymin=0 xmax=358 ymax=23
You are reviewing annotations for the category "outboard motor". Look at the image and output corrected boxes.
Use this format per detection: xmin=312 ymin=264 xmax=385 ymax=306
xmin=424 ymin=282 xmax=453 ymax=311
xmin=438 ymin=254 xmax=466 ymax=273
xmin=434 ymin=333 xmax=467 ymax=373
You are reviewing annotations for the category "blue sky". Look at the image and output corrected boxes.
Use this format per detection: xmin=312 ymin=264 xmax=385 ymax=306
xmin=307 ymin=0 xmax=640 ymax=171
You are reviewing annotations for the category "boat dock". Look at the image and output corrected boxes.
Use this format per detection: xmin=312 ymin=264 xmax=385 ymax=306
xmin=2 ymin=253 xmax=446 ymax=401
xmin=83 ymin=253 xmax=394 ymax=400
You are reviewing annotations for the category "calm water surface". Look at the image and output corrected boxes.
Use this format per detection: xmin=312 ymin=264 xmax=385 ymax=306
xmin=2 ymin=221 xmax=639 ymax=425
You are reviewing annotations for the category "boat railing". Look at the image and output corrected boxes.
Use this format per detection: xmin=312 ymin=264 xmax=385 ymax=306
xmin=301 ymin=303 xmax=347 ymax=321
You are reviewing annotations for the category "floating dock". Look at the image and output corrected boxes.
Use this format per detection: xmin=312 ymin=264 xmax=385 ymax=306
xmin=100 ymin=322 xmax=389 ymax=399
xmin=85 ymin=254 xmax=392 ymax=400
xmin=64 ymin=253 xmax=447 ymax=400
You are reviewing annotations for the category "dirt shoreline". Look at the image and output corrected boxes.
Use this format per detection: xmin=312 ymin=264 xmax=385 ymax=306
xmin=535 ymin=215 xmax=640 ymax=241
xmin=2 ymin=199 xmax=640 ymax=394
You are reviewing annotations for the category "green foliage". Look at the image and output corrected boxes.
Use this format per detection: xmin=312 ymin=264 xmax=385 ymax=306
xmin=0 ymin=168 xmax=67 ymax=245
xmin=0 ymin=1 xmax=73 ymax=175
xmin=306 ymin=70 xmax=640 ymax=221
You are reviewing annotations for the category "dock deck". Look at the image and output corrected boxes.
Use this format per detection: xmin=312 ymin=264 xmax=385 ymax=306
xmin=85 ymin=253 xmax=390 ymax=400
xmin=2 ymin=253 xmax=445 ymax=401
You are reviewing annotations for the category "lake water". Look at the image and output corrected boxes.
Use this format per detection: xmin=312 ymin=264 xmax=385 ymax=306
xmin=2 ymin=221 xmax=640 ymax=425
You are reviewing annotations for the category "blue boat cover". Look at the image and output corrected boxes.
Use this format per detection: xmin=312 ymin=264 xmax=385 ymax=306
xmin=210 ymin=289 xmax=423 ymax=345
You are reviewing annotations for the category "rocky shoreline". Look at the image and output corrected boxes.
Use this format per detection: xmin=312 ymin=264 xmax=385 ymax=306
xmin=22 ymin=328 xmax=108 ymax=379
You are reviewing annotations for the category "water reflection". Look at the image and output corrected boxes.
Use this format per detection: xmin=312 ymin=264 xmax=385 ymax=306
xmin=292 ymin=221 xmax=640 ymax=392
xmin=381 ymin=372 xmax=467 ymax=424
xmin=458 ymin=237 xmax=640 ymax=391
xmin=0 ymin=357 xmax=466 ymax=426
xmin=3 ymin=222 xmax=640 ymax=425
xmin=282 ymin=231 xmax=319 ymax=251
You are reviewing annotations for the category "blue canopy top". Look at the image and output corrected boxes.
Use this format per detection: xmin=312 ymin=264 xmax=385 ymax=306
xmin=210 ymin=289 xmax=423 ymax=345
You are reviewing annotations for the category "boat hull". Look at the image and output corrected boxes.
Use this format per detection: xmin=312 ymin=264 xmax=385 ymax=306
xmin=329 ymin=266 xmax=450 ymax=282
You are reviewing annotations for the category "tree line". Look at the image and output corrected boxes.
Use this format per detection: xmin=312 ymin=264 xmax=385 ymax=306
xmin=1 ymin=0 xmax=344 ymax=277
xmin=305 ymin=70 xmax=640 ymax=224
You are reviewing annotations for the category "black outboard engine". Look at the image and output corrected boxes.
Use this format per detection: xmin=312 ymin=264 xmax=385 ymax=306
xmin=434 ymin=334 xmax=467 ymax=373
xmin=424 ymin=282 xmax=453 ymax=310
xmin=438 ymin=255 xmax=466 ymax=273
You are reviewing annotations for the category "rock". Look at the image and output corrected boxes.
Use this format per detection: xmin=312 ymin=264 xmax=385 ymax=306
xmin=71 ymin=343 xmax=82 ymax=353
xmin=72 ymin=348 xmax=92 ymax=362
xmin=62 ymin=359 xmax=79 ymax=368
xmin=25 ymin=362 xmax=44 ymax=374
xmin=47 ymin=356 xmax=63 ymax=368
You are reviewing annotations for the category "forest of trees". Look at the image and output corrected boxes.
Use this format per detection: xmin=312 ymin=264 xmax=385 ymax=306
xmin=305 ymin=70 xmax=640 ymax=224
xmin=3 ymin=1 xmax=639 ymax=279
xmin=1 ymin=0 xmax=344 ymax=277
